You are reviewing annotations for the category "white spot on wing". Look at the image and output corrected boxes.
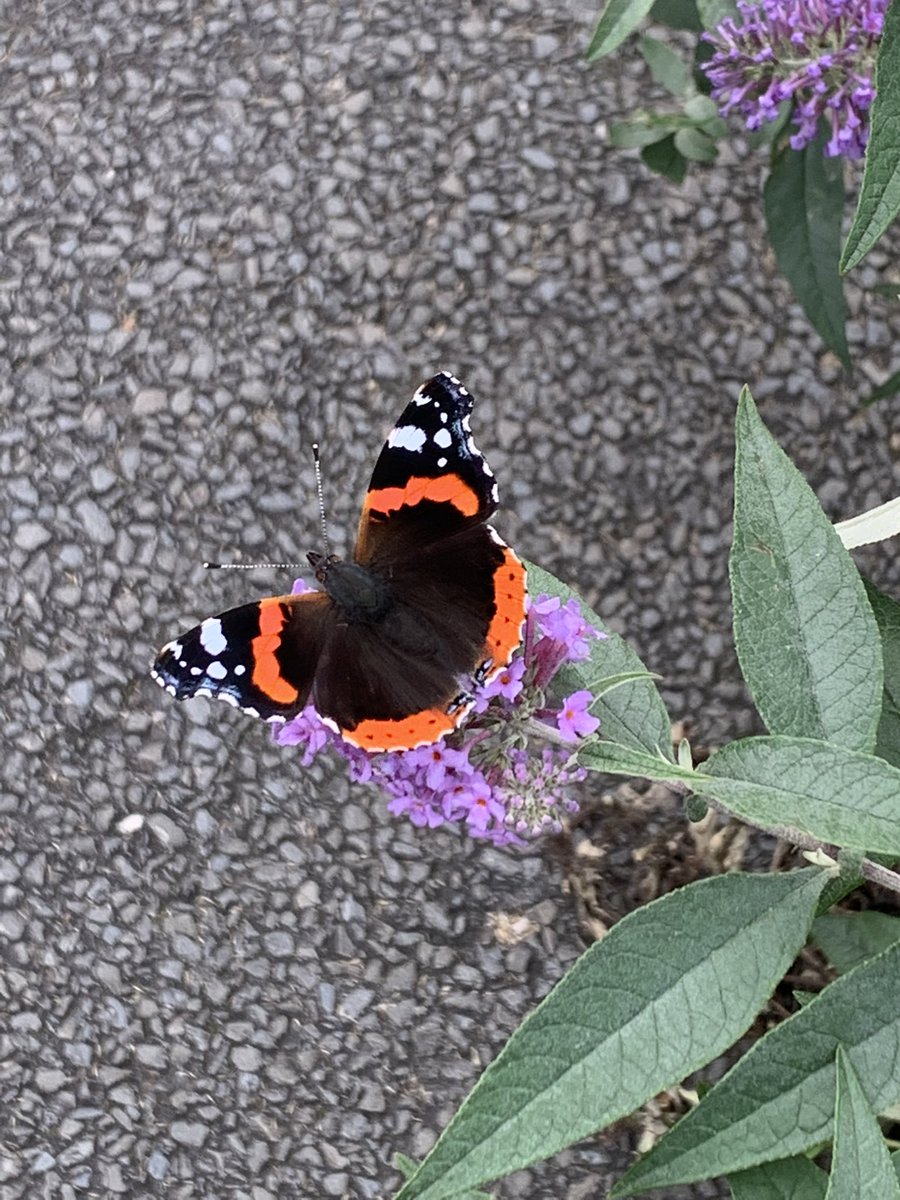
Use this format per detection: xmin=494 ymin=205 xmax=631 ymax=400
xmin=207 ymin=660 xmax=228 ymax=680
xmin=168 ymin=641 xmax=183 ymax=658
xmin=437 ymin=456 xmax=448 ymax=468
xmin=412 ymin=386 xmax=430 ymax=406
xmin=233 ymin=663 xmax=246 ymax=676
xmin=199 ymin=617 xmax=227 ymax=655
xmin=241 ymin=706 xmax=260 ymax=718
xmin=219 ymin=692 xmax=238 ymax=707
xmin=190 ymin=666 xmax=203 ymax=676
xmin=388 ymin=424 xmax=427 ymax=452
xmin=433 ymin=427 xmax=452 ymax=449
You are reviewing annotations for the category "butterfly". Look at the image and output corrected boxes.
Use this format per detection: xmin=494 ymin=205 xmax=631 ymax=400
xmin=151 ymin=372 xmax=528 ymax=752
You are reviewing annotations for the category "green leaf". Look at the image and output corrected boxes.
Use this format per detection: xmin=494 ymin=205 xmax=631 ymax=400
xmin=729 ymin=1156 xmax=828 ymax=1200
xmin=696 ymin=0 xmax=738 ymax=27
xmin=863 ymin=367 xmax=900 ymax=406
xmin=674 ymin=125 xmax=719 ymax=161
xmin=638 ymin=35 xmax=693 ymax=96
xmin=693 ymin=38 xmax=715 ymax=94
xmin=641 ymin=134 xmax=689 ymax=183
xmin=894 ymin=1150 xmax=900 ymax=1184
xmin=590 ymin=670 xmax=662 ymax=702
xmin=586 ymin=0 xmax=657 ymax=60
xmin=867 ymin=281 xmax=900 ymax=298
xmin=651 ymin=0 xmax=703 ymax=32
xmin=394 ymin=1157 xmax=492 ymax=1199
xmin=525 ymin=561 xmax=675 ymax=760
xmin=579 ymin=738 xmax=695 ymax=780
xmin=685 ymin=793 xmax=709 ymax=822
xmin=841 ymin=0 xmax=900 ymax=272
xmin=610 ymin=114 xmax=689 ymax=148
xmin=864 ymin=580 xmax=900 ymax=768
xmin=793 ymin=990 xmax=817 ymax=1007
xmin=700 ymin=115 xmax=730 ymax=139
xmin=698 ymin=736 xmax=900 ymax=857
xmin=764 ymin=132 xmax=850 ymax=368
xmin=826 ymin=1047 xmax=900 ymax=1200
xmin=395 ymin=870 xmax=828 ymax=1200
xmin=813 ymin=911 xmax=900 ymax=974
xmin=814 ymin=849 xmax=865 ymax=916
xmin=730 ymin=390 xmax=882 ymax=752
xmin=682 ymin=93 xmax=718 ymax=120
xmin=612 ymin=939 xmax=900 ymax=1195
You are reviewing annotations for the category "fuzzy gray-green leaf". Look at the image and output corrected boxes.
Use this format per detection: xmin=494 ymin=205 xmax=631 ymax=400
xmin=841 ymin=0 xmax=900 ymax=271
xmin=396 ymin=871 xmax=826 ymax=1200
xmin=613 ymin=940 xmax=900 ymax=1195
xmin=699 ymin=736 xmax=900 ymax=856
xmin=730 ymin=391 xmax=881 ymax=752
xmin=764 ymin=134 xmax=849 ymax=366
xmin=525 ymin=561 xmax=674 ymax=760
xmin=728 ymin=1156 xmax=828 ymax=1200
xmin=825 ymin=1048 xmax=900 ymax=1200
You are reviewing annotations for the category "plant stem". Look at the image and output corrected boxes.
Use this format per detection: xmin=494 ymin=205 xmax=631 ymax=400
xmin=694 ymin=792 xmax=900 ymax=896
xmin=522 ymin=717 xmax=574 ymax=747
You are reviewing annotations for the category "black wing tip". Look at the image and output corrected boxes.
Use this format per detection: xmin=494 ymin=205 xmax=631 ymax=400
xmin=424 ymin=371 xmax=473 ymax=414
xmin=434 ymin=369 xmax=468 ymax=395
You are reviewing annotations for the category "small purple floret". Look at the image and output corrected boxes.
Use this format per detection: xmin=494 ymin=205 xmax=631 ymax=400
xmin=276 ymin=592 xmax=608 ymax=846
xmin=703 ymin=0 xmax=886 ymax=159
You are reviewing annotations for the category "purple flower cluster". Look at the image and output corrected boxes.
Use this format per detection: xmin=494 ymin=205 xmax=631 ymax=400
xmin=275 ymin=589 xmax=607 ymax=846
xmin=703 ymin=0 xmax=886 ymax=158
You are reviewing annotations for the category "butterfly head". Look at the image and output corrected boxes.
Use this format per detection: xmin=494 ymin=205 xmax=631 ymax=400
xmin=306 ymin=550 xmax=339 ymax=582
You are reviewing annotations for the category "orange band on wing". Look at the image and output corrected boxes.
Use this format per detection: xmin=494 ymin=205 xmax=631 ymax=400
xmin=366 ymin=472 xmax=481 ymax=519
xmin=251 ymin=599 xmax=300 ymax=705
xmin=484 ymin=548 xmax=527 ymax=675
xmin=339 ymin=707 xmax=461 ymax=752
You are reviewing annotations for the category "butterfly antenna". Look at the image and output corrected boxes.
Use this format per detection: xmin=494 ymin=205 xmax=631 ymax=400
xmin=204 ymin=444 xmax=330 ymax=572
xmin=204 ymin=561 xmax=307 ymax=570
xmin=312 ymin=442 xmax=331 ymax=558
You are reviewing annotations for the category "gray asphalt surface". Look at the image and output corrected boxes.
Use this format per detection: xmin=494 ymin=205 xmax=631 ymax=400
xmin=3 ymin=0 xmax=899 ymax=1197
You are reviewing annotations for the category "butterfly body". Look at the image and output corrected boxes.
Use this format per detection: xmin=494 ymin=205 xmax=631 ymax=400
xmin=309 ymin=554 xmax=393 ymax=624
xmin=152 ymin=372 xmax=527 ymax=751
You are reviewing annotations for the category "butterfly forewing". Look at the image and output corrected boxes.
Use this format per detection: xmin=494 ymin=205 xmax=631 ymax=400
xmin=152 ymin=593 xmax=332 ymax=722
xmin=354 ymin=372 xmax=499 ymax=564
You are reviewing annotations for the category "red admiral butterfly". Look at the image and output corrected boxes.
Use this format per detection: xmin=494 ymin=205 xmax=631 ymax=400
xmin=152 ymin=372 xmax=527 ymax=752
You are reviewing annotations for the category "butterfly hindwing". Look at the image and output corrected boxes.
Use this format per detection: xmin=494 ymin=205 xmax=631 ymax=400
xmin=314 ymin=525 xmax=527 ymax=750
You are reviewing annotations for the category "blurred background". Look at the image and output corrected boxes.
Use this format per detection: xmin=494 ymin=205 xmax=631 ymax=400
xmin=2 ymin=0 xmax=898 ymax=1195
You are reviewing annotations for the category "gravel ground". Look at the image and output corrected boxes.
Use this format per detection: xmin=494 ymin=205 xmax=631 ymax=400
xmin=2 ymin=0 xmax=899 ymax=1197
